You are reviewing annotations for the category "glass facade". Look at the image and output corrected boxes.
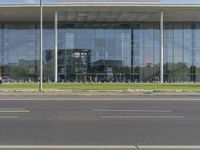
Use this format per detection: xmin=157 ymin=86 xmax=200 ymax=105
xmin=0 ymin=24 xmax=39 ymax=82
xmin=164 ymin=23 xmax=200 ymax=82
xmin=1 ymin=22 xmax=200 ymax=83
xmin=56 ymin=25 xmax=132 ymax=82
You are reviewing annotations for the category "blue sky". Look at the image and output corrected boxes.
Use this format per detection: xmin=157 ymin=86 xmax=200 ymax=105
xmin=1 ymin=0 xmax=200 ymax=4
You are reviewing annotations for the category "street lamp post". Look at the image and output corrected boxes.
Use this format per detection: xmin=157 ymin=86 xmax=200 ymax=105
xmin=39 ymin=0 xmax=43 ymax=91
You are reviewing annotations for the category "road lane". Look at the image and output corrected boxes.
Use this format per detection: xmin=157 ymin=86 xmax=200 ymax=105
xmin=0 ymin=97 xmax=199 ymax=145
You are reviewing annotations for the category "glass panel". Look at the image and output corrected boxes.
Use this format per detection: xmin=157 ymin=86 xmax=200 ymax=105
xmin=57 ymin=25 xmax=132 ymax=82
xmin=0 ymin=24 xmax=39 ymax=82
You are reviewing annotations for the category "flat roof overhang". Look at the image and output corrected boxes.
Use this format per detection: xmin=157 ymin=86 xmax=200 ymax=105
xmin=0 ymin=4 xmax=200 ymax=22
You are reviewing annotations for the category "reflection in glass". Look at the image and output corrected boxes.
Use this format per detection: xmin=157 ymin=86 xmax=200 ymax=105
xmin=56 ymin=27 xmax=132 ymax=82
xmin=0 ymin=22 xmax=200 ymax=83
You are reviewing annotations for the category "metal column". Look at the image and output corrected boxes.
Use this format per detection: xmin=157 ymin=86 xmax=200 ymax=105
xmin=160 ymin=11 xmax=164 ymax=83
xmin=54 ymin=11 xmax=58 ymax=82
xmin=39 ymin=0 xmax=43 ymax=91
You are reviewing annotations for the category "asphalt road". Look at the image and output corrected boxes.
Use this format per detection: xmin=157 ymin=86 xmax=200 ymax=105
xmin=0 ymin=96 xmax=200 ymax=149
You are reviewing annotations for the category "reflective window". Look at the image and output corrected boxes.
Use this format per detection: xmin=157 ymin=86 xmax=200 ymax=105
xmin=1 ymin=22 xmax=200 ymax=83
xmin=0 ymin=24 xmax=39 ymax=82
xmin=57 ymin=26 xmax=132 ymax=82
xmin=164 ymin=23 xmax=200 ymax=82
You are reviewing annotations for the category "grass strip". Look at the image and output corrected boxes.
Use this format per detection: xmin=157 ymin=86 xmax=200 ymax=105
xmin=0 ymin=83 xmax=200 ymax=92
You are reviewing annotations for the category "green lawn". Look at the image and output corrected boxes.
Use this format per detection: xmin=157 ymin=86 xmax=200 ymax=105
xmin=0 ymin=83 xmax=200 ymax=92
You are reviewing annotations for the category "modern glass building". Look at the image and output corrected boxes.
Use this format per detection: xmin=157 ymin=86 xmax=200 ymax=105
xmin=1 ymin=0 xmax=200 ymax=83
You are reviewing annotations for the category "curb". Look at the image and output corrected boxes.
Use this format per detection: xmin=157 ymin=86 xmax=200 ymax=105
xmin=0 ymin=91 xmax=200 ymax=97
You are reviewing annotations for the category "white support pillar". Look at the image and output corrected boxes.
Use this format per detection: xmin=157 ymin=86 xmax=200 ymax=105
xmin=160 ymin=11 xmax=164 ymax=83
xmin=39 ymin=0 xmax=43 ymax=91
xmin=54 ymin=11 xmax=58 ymax=82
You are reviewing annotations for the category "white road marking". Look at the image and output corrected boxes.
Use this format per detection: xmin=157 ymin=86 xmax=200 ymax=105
xmin=138 ymin=145 xmax=200 ymax=149
xmin=0 ymin=110 xmax=30 ymax=113
xmin=93 ymin=109 xmax=172 ymax=113
xmin=0 ymin=145 xmax=137 ymax=149
xmin=101 ymin=115 xmax=184 ymax=119
xmin=0 ymin=108 xmax=30 ymax=113
xmin=0 ymin=116 xmax=19 ymax=119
